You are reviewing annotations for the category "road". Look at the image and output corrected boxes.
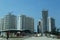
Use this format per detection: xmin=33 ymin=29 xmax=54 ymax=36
xmin=0 ymin=36 xmax=60 ymax=40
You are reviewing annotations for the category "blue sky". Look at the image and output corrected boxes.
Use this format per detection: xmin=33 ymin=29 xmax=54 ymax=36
xmin=0 ymin=0 xmax=60 ymax=32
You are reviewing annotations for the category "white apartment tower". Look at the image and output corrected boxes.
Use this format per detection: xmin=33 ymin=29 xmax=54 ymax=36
xmin=48 ymin=17 xmax=56 ymax=32
xmin=4 ymin=13 xmax=17 ymax=30
xmin=18 ymin=15 xmax=34 ymax=32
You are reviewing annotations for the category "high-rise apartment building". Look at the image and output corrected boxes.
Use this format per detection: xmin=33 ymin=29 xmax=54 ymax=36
xmin=48 ymin=17 xmax=56 ymax=32
xmin=0 ymin=18 xmax=4 ymax=31
xmin=42 ymin=9 xmax=48 ymax=35
xmin=18 ymin=15 xmax=34 ymax=32
xmin=4 ymin=13 xmax=17 ymax=30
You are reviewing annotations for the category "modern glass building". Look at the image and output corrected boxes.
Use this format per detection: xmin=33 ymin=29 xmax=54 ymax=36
xmin=42 ymin=10 xmax=48 ymax=36
xmin=18 ymin=15 xmax=34 ymax=33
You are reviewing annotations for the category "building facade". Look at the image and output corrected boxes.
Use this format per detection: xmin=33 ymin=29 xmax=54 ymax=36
xmin=48 ymin=17 xmax=56 ymax=32
xmin=18 ymin=15 xmax=34 ymax=33
xmin=42 ymin=10 xmax=48 ymax=36
xmin=37 ymin=20 xmax=42 ymax=33
xmin=4 ymin=13 xmax=17 ymax=30
xmin=0 ymin=18 xmax=4 ymax=36
xmin=0 ymin=18 xmax=4 ymax=31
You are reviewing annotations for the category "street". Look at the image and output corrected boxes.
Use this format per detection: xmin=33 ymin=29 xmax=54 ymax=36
xmin=0 ymin=36 xmax=60 ymax=40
